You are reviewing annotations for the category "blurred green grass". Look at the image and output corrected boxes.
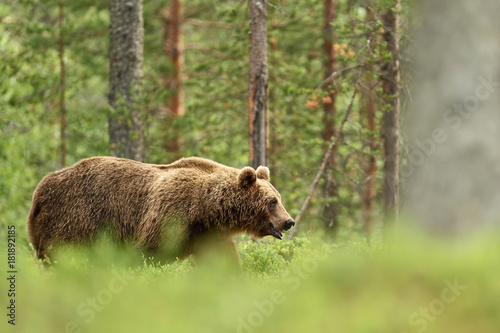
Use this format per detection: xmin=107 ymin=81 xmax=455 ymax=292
xmin=1 ymin=227 xmax=499 ymax=333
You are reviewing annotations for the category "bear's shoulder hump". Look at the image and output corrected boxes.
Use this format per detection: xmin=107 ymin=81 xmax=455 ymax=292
xmin=156 ymin=157 xmax=225 ymax=173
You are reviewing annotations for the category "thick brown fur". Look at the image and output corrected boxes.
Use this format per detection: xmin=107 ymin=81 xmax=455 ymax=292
xmin=27 ymin=156 xmax=293 ymax=263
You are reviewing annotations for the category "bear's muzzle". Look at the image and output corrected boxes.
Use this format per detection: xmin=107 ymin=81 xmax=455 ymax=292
xmin=283 ymin=219 xmax=295 ymax=231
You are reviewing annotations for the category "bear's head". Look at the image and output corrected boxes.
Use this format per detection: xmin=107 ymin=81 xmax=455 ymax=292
xmin=237 ymin=166 xmax=295 ymax=240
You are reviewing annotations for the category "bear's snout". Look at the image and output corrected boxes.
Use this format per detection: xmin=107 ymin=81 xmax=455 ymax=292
xmin=283 ymin=219 xmax=295 ymax=231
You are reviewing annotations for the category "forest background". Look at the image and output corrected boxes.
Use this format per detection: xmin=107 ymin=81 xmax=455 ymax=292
xmin=0 ymin=0 xmax=407 ymax=242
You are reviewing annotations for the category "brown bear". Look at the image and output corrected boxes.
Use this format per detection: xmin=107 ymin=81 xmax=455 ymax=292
xmin=27 ymin=156 xmax=295 ymax=263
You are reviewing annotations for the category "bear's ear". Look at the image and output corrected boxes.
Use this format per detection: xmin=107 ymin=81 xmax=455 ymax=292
xmin=238 ymin=167 xmax=257 ymax=188
xmin=256 ymin=166 xmax=270 ymax=181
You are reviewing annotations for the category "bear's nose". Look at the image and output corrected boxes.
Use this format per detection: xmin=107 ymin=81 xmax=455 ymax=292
xmin=284 ymin=219 xmax=295 ymax=231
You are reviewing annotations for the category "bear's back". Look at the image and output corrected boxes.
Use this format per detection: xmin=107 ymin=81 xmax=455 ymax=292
xmin=156 ymin=157 xmax=234 ymax=175
xmin=34 ymin=156 xmax=159 ymax=209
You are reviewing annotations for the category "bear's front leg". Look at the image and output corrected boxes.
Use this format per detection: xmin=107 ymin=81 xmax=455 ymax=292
xmin=219 ymin=237 xmax=241 ymax=268
xmin=192 ymin=235 xmax=241 ymax=269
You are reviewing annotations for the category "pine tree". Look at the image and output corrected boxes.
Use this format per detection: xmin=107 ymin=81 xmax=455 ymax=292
xmin=108 ymin=0 xmax=145 ymax=161
xmin=163 ymin=0 xmax=184 ymax=155
xmin=322 ymin=0 xmax=339 ymax=233
xmin=381 ymin=0 xmax=400 ymax=224
xmin=248 ymin=0 xmax=269 ymax=169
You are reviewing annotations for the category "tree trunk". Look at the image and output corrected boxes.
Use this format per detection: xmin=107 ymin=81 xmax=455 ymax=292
xmin=322 ymin=0 xmax=339 ymax=232
xmin=248 ymin=0 xmax=269 ymax=169
xmin=58 ymin=1 xmax=66 ymax=168
xmin=404 ymin=0 xmax=500 ymax=234
xmin=381 ymin=1 xmax=400 ymax=224
xmin=362 ymin=6 xmax=377 ymax=236
xmin=108 ymin=0 xmax=145 ymax=161
xmin=163 ymin=0 xmax=184 ymax=155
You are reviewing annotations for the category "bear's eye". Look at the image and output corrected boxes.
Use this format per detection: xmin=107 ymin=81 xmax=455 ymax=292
xmin=269 ymin=199 xmax=278 ymax=210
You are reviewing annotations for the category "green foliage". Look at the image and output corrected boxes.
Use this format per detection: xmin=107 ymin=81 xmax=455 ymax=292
xmin=137 ymin=255 xmax=194 ymax=281
xmin=238 ymin=236 xmax=310 ymax=276
xmin=2 ymin=227 xmax=500 ymax=332
xmin=0 ymin=0 xmax=108 ymax=237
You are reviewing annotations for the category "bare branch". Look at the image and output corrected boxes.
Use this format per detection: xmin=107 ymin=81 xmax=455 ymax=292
xmin=267 ymin=2 xmax=288 ymax=16
xmin=319 ymin=64 xmax=364 ymax=89
xmin=287 ymin=82 xmax=359 ymax=240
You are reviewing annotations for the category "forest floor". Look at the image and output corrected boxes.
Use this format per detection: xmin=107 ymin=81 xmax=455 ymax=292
xmin=2 ymin=228 xmax=499 ymax=333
